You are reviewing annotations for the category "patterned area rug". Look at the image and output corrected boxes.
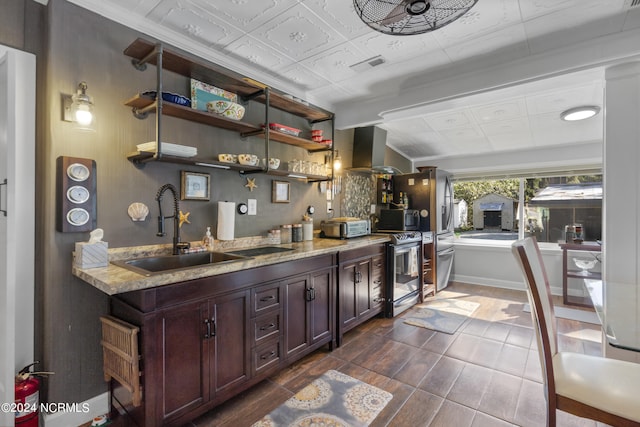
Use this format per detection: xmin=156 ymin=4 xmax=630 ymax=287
xmin=404 ymin=299 xmax=480 ymax=334
xmin=251 ymin=370 xmax=392 ymax=427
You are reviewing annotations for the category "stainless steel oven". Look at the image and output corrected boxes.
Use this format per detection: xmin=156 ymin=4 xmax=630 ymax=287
xmin=385 ymin=231 xmax=422 ymax=317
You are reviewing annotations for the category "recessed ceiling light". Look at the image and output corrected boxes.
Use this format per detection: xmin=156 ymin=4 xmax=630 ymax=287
xmin=560 ymin=106 xmax=601 ymax=121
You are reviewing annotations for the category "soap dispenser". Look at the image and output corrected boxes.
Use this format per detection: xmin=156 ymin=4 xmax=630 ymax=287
xmin=203 ymin=226 xmax=214 ymax=251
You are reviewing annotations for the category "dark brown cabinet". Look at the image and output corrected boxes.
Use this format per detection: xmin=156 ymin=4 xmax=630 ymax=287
xmin=156 ymin=300 xmax=209 ymax=421
xmin=154 ymin=290 xmax=250 ymax=424
xmin=110 ymin=254 xmax=335 ymax=427
xmin=337 ymin=244 xmax=385 ymax=346
xmin=284 ymin=266 xmax=334 ymax=361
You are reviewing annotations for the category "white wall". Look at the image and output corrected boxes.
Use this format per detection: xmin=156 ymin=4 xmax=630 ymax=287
xmin=603 ymin=62 xmax=640 ymax=363
xmin=452 ymin=240 xmax=565 ymax=297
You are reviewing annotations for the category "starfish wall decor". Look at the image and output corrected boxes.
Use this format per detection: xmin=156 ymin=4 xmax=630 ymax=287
xmin=245 ymin=177 xmax=257 ymax=191
xmin=179 ymin=210 xmax=191 ymax=228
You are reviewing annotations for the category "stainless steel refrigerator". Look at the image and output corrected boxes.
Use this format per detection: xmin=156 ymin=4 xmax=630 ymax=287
xmin=393 ymin=168 xmax=455 ymax=291
xmin=434 ymin=168 xmax=455 ymax=291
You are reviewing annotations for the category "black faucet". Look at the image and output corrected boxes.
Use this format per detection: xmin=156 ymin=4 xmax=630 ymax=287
xmin=156 ymin=183 xmax=189 ymax=255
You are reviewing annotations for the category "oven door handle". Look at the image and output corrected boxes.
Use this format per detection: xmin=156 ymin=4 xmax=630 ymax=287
xmin=438 ymin=248 xmax=455 ymax=257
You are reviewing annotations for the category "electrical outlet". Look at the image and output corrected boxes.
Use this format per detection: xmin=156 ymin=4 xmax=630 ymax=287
xmin=248 ymin=199 xmax=257 ymax=215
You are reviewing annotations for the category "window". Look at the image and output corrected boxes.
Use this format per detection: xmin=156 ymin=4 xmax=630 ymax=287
xmin=454 ymin=175 xmax=602 ymax=243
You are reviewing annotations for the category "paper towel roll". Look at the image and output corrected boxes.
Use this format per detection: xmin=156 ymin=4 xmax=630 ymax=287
xmin=217 ymin=201 xmax=235 ymax=241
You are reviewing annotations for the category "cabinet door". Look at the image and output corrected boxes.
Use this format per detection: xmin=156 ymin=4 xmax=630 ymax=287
xmin=339 ymin=262 xmax=359 ymax=331
xmin=283 ymin=275 xmax=310 ymax=359
xmin=156 ymin=300 xmax=210 ymax=423
xmin=356 ymin=259 xmax=373 ymax=318
xmin=309 ymin=267 xmax=333 ymax=344
xmin=211 ymin=289 xmax=251 ymax=397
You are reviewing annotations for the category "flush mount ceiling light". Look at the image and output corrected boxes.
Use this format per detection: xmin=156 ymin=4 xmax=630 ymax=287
xmin=353 ymin=0 xmax=479 ymax=36
xmin=560 ymin=106 xmax=601 ymax=121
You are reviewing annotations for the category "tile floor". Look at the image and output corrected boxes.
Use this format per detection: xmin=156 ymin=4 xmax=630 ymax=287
xmin=187 ymin=282 xmax=607 ymax=427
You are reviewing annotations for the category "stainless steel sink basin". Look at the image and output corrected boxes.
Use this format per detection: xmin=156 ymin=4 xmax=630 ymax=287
xmin=112 ymin=251 xmax=250 ymax=276
xmin=228 ymin=246 xmax=294 ymax=257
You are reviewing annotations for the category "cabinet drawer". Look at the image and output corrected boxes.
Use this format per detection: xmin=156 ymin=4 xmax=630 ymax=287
xmin=253 ymin=283 xmax=281 ymax=314
xmin=372 ymin=255 xmax=385 ymax=271
xmin=253 ymin=337 xmax=281 ymax=375
xmin=253 ymin=312 xmax=281 ymax=344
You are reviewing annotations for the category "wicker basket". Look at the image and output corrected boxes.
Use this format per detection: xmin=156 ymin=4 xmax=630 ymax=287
xmin=100 ymin=315 xmax=142 ymax=407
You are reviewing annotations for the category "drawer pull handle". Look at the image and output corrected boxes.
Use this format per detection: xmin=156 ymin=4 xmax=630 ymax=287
xmin=373 ymin=280 xmax=381 ymax=285
xmin=260 ymin=295 xmax=276 ymax=302
xmin=260 ymin=351 xmax=276 ymax=360
xmin=260 ymin=323 xmax=276 ymax=331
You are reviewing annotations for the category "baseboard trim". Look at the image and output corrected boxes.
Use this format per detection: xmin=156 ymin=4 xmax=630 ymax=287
xmin=451 ymin=274 xmax=563 ymax=296
xmin=43 ymin=391 xmax=109 ymax=427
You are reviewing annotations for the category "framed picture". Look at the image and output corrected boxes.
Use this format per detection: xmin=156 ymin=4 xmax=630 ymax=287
xmin=272 ymin=180 xmax=290 ymax=203
xmin=181 ymin=171 xmax=210 ymax=201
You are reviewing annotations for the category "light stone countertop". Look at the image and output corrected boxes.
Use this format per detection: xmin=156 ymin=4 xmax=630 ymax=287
xmin=73 ymin=234 xmax=390 ymax=296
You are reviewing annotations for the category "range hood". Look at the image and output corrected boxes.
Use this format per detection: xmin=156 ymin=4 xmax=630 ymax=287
xmin=350 ymin=126 xmax=401 ymax=174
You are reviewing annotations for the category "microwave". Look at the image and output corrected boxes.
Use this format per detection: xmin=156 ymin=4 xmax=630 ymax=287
xmin=377 ymin=209 xmax=420 ymax=232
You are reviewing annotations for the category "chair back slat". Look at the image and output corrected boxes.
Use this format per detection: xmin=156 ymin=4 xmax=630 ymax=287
xmin=512 ymin=237 xmax=558 ymax=393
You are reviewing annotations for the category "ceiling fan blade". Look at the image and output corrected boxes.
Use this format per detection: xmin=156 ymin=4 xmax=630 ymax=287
xmin=380 ymin=0 xmax=414 ymax=26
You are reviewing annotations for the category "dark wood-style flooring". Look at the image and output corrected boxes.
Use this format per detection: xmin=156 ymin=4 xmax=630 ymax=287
xmin=183 ymin=282 xmax=608 ymax=427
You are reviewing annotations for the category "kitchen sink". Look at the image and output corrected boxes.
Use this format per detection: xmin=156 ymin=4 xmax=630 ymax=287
xmin=228 ymin=246 xmax=294 ymax=257
xmin=112 ymin=251 xmax=250 ymax=276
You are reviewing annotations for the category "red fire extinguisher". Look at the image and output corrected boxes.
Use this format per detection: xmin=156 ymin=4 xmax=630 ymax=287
xmin=15 ymin=362 xmax=54 ymax=427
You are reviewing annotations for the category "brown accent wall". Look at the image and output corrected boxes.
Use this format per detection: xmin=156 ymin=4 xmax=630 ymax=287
xmin=4 ymin=0 xmax=408 ymax=406
xmin=38 ymin=0 xmax=347 ymax=405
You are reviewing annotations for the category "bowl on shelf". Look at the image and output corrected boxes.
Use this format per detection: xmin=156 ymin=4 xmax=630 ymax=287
xmin=262 ymin=158 xmax=280 ymax=169
xmin=206 ymin=100 xmax=245 ymax=121
xmin=573 ymin=257 xmax=598 ymax=275
xmin=238 ymin=154 xmax=259 ymax=166
xmin=142 ymin=91 xmax=191 ymax=107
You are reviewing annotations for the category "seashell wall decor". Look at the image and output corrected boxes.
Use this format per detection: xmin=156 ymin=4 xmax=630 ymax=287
xmin=128 ymin=202 xmax=149 ymax=222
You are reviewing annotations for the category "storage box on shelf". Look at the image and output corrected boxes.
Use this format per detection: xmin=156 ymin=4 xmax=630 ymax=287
xmin=123 ymin=38 xmax=334 ymax=182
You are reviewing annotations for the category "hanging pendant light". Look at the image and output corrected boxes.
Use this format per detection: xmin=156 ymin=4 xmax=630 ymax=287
xmin=353 ymin=0 xmax=479 ymax=36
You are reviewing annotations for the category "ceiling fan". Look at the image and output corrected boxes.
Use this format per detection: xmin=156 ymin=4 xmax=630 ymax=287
xmin=353 ymin=0 xmax=479 ymax=36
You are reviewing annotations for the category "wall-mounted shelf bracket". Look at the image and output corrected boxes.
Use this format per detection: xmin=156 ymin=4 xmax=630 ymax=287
xmin=130 ymin=43 xmax=162 ymax=71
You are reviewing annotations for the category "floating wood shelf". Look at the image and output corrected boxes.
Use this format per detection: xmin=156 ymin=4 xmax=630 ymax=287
xmin=124 ymin=38 xmax=333 ymax=122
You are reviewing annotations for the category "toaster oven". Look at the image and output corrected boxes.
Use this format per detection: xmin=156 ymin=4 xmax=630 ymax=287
xmin=320 ymin=218 xmax=370 ymax=239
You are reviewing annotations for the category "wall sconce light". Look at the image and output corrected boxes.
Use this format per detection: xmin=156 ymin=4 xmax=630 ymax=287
xmin=63 ymin=81 xmax=95 ymax=128
xmin=560 ymin=106 xmax=600 ymax=121
xmin=333 ymin=150 xmax=342 ymax=171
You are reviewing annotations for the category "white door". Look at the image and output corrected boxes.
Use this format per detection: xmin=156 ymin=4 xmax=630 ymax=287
xmin=0 ymin=45 xmax=36 ymax=427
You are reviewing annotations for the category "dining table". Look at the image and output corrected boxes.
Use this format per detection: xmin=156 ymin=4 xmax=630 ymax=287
xmin=584 ymin=278 xmax=640 ymax=353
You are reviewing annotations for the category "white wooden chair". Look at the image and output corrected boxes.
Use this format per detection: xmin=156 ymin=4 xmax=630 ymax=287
xmin=511 ymin=237 xmax=640 ymax=427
